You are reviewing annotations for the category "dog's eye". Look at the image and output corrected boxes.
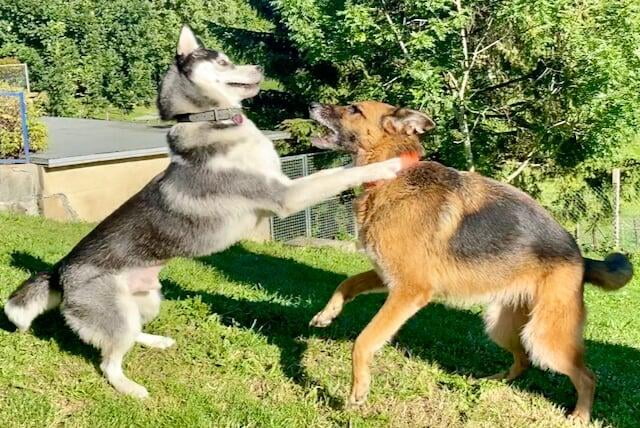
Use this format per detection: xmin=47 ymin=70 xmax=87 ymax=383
xmin=348 ymin=105 xmax=363 ymax=115
xmin=217 ymin=59 xmax=229 ymax=67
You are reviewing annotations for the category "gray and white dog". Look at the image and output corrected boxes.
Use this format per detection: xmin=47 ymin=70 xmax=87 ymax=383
xmin=4 ymin=26 xmax=408 ymax=398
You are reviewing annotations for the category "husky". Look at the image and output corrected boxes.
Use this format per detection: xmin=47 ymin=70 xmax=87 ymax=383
xmin=3 ymin=26 xmax=412 ymax=398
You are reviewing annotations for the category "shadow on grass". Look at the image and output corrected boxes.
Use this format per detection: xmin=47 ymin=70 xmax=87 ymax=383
xmin=6 ymin=248 xmax=640 ymax=426
xmin=193 ymin=246 xmax=640 ymax=427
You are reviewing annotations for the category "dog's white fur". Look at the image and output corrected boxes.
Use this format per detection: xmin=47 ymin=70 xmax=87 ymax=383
xmin=5 ymin=290 xmax=61 ymax=332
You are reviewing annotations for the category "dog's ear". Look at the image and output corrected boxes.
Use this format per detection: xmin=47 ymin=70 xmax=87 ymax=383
xmin=177 ymin=25 xmax=200 ymax=57
xmin=382 ymin=108 xmax=435 ymax=135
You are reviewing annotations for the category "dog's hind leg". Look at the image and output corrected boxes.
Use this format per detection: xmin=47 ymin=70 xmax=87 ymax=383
xmin=310 ymin=270 xmax=387 ymax=328
xmin=484 ymin=302 xmax=530 ymax=381
xmin=521 ymin=264 xmax=595 ymax=422
xmin=100 ymin=338 xmax=148 ymax=398
xmin=134 ymin=289 xmax=175 ymax=349
xmin=62 ymin=272 xmax=149 ymax=398
xmin=348 ymin=286 xmax=431 ymax=406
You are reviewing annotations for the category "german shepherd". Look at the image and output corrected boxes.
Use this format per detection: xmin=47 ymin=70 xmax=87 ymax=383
xmin=3 ymin=30 xmax=411 ymax=398
xmin=308 ymin=101 xmax=633 ymax=422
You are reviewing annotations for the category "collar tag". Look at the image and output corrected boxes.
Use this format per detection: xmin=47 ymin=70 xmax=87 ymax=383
xmin=232 ymin=114 xmax=244 ymax=125
xmin=363 ymin=151 xmax=422 ymax=191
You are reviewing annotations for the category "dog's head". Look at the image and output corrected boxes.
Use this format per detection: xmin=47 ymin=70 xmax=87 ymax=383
xmin=158 ymin=26 xmax=264 ymax=119
xmin=309 ymin=101 xmax=435 ymax=161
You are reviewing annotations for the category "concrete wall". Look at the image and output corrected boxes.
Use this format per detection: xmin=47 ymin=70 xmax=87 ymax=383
xmin=0 ymin=157 xmax=272 ymax=241
xmin=40 ymin=156 xmax=169 ymax=222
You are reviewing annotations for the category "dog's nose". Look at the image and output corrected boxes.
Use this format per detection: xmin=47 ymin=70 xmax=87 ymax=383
xmin=255 ymin=65 xmax=264 ymax=73
xmin=309 ymin=102 xmax=321 ymax=110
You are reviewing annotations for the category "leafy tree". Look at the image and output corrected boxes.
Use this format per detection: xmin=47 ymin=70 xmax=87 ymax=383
xmin=272 ymin=0 xmax=640 ymax=177
xmin=0 ymin=0 xmax=272 ymax=115
xmin=1 ymin=0 xmax=638 ymax=183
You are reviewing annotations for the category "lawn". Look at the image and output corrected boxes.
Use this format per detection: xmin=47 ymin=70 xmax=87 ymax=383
xmin=0 ymin=214 xmax=638 ymax=427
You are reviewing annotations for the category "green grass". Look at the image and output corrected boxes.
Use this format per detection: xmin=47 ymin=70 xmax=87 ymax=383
xmin=0 ymin=214 xmax=638 ymax=427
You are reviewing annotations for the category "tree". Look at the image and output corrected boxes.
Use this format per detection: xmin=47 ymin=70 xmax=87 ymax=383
xmin=272 ymin=0 xmax=640 ymax=177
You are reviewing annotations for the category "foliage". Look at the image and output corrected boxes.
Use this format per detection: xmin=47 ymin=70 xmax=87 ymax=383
xmin=271 ymin=0 xmax=640 ymax=177
xmin=276 ymin=118 xmax=319 ymax=155
xmin=0 ymin=82 xmax=47 ymax=158
xmin=0 ymin=0 xmax=273 ymax=116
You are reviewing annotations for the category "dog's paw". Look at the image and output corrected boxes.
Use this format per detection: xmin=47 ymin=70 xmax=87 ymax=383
xmin=346 ymin=390 xmax=369 ymax=408
xmin=400 ymin=151 xmax=421 ymax=169
xmin=484 ymin=370 xmax=509 ymax=381
xmin=371 ymin=157 xmax=404 ymax=180
xmin=115 ymin=379 xmax=149 ymax=399
xmin=309 ymin=311 xmax=334 ymax=328
xmin=347 ymin=380 xmax=370 ymax=408
xmin=568 ymin=408 xmax=590 ymax=424
xmin=137 ymin=333 xmax=176 ymax=350
xmin=150 ymin=336 xmax=176 ymax=350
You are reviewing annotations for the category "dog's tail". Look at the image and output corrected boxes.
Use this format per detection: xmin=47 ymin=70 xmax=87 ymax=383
xmin=4 ymin=272 xmax=62 ymax=331
xmin=583 ymin=253 xmax=634 ymax=291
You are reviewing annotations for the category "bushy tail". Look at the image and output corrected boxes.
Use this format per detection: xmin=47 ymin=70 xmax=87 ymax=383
xmin=4 ymin=272 xmax=62 ymax=331
xmin=584 ymin=253 xmax=634 ymax=291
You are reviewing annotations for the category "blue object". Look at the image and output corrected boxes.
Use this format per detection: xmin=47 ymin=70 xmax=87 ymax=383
xmin=0 ymin=91 xmax=30 ymax=164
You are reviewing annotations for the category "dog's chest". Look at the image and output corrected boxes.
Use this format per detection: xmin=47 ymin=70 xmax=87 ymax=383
xmin=354 ymin=190 xmax=401 ymax=288
xmin=219 ymin=134 xmax=281 ymax=177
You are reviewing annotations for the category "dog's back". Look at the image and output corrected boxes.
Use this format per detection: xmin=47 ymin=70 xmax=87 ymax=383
xmin=358 ymin=162 xmax=584 ymax=300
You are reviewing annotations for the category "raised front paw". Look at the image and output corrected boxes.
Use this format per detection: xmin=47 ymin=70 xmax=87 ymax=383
xmin=375 ymin=157 xmax=404 ymax=180
xmin=309 ymin=310 xmax=335 ymax=328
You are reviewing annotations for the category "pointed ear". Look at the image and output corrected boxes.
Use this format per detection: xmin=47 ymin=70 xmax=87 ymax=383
xmin=177 ymin=25 xmax=199 ymax=57
xmin=382 ymin=108 xmax=435 ymax=135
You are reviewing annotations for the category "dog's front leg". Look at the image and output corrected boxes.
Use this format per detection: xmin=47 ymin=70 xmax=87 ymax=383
xmin=274 ymin=157 xmax=404 ymax=218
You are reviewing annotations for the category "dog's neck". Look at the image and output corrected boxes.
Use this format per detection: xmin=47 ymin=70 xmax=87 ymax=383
xmin=355 ymin=136 xmax=423 ymax=167
xmin=356 ymin=136 xmax=423 ymax=190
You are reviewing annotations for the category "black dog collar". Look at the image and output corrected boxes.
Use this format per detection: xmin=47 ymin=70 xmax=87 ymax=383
xmin=175 ymin=108 xmax=244 ymax=125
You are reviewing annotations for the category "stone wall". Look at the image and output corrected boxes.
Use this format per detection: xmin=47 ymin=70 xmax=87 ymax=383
xmin=0 ymin=164 xmax=40 ymax=215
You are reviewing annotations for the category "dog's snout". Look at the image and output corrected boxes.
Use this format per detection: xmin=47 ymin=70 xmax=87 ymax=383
xmin=309 ymin=102 xmax=324 ymax=117
xmin=255 ymin=65 xmax=264 ymax=73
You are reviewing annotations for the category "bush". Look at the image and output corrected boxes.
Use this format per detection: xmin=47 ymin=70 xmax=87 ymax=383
xmin=0 ymin=82 xmax=47 ymax=158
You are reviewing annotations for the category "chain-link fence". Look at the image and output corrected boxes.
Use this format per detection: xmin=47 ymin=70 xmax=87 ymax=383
xmin=271 ymin=152 xmax=357 ymax=241
xmin=271 ymin=154 xmax=639 ymax=254
xmin=537 ymin=169 xmax=639 ymax=253
xmin=0 ymin=64 xmax=30 ymax=93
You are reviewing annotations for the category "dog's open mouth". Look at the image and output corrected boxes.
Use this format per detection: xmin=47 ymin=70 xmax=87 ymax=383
xmin=309 ymin=109 xmax=340 ymax=150
xmin=227 ymin=82 xmax=260 ymax=90
xmin=311 ymin=125 xmax=339 ymax=150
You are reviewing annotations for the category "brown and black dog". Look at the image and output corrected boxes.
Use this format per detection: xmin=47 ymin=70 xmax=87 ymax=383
xmin=308 ymin=101 xmax=633 ymax=422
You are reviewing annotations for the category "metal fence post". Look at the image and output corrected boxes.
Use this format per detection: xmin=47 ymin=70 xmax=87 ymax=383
xmin=23 ymin=63 xmax=31 ymax=94
xmin=17 ymin=91 xmax=31 ymax=163
xmin=612 ymin=168 xmax=621 ymax=250
xmin=302 ymin=154 xmax=312 ymax=237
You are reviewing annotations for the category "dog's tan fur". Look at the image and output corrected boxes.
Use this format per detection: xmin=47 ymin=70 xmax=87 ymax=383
xmin=309 ymin=101 xmax=633 ymax=422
